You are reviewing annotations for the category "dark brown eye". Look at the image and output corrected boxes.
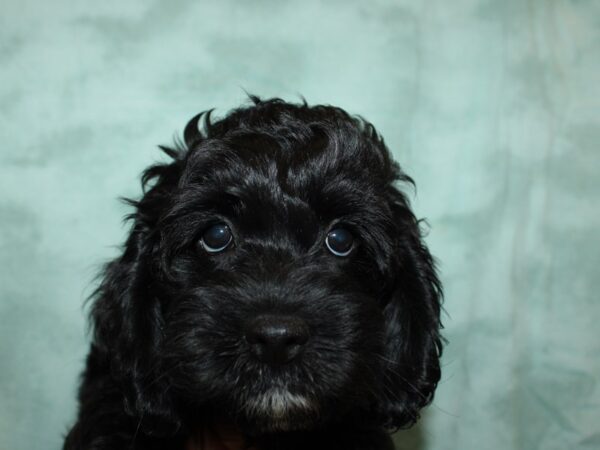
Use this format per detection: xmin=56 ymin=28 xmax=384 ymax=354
xmin=325 ymin=228 xmax=354 ymax=257
xmin=200 ymin=223 xmax=233 ymax=253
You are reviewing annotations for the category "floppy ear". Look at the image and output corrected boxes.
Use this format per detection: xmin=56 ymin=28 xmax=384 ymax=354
xmin=90 ymin=154 xmax=184 ymax=435
xmin=379 ymin=187 xmax=443 ymax=430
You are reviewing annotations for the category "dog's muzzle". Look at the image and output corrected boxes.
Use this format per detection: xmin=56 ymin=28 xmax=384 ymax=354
xmin=244 ymin=315 xmax=309 ymax=365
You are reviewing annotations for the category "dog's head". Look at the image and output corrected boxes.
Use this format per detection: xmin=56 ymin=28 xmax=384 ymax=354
xmin=91 ymin=97 xmax=442 ymax=436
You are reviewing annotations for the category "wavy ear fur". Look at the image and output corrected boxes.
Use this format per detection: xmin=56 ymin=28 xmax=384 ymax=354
xmin=90 ymin=152 xmax=184 ymax=435
xmin=379 ymin=187 xmax=443 ymax=430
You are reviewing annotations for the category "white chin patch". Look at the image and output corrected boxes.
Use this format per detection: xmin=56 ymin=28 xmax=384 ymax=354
xmin=246 ymin=388 xmax=313 ymax=421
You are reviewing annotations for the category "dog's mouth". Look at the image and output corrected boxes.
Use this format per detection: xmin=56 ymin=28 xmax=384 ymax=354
xmin=237 ymin=388 xmax=319 ymax=433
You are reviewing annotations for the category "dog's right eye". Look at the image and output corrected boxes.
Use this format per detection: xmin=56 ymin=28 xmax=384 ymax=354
xmin=200 ymin=223 xmax=233 ymax=253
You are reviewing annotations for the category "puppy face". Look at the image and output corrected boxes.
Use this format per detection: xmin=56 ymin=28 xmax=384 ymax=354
xmin=92 ymin=99 xmax=442 ymax=435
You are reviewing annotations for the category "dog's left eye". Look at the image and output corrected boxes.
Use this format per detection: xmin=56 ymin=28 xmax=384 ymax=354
xmin=325 ymin=228 xmax=354 ymax=257
xmin=200 ymin=223 xmax=233 ymax=253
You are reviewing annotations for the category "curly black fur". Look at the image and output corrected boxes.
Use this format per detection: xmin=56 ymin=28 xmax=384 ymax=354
xmin=64 ymin=97 xmax=443 ymax=450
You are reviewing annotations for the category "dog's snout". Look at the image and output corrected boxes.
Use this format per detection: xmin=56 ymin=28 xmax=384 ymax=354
xmin=245 ymin=315 xmax=309 ymax=364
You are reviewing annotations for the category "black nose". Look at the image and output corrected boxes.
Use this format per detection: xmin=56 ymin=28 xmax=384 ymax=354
xmin=245 ymin=315 xmax=309 ymax=364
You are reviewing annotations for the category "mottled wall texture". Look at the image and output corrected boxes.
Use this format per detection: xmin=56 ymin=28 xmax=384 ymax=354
xmin=1 ymin=1 xmax=598 ymax=449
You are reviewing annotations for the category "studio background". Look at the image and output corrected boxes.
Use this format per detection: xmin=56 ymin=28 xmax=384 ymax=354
xmin=1 ymin=1 xmax=598 ymax=449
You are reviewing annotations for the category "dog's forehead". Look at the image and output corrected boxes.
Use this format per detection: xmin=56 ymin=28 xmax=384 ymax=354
xmin=183 ymin=132 xmax=384 ymax=222
xmin=190 ymin=126 xmax=385 ymax=188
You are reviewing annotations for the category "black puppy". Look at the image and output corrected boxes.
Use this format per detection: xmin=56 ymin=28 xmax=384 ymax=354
xmin=64 ymin=97 xmax=443 ymax=450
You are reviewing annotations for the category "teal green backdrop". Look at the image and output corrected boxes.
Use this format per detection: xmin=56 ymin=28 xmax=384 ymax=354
xmin=1 ymin=1 xmax=598 ymax=449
